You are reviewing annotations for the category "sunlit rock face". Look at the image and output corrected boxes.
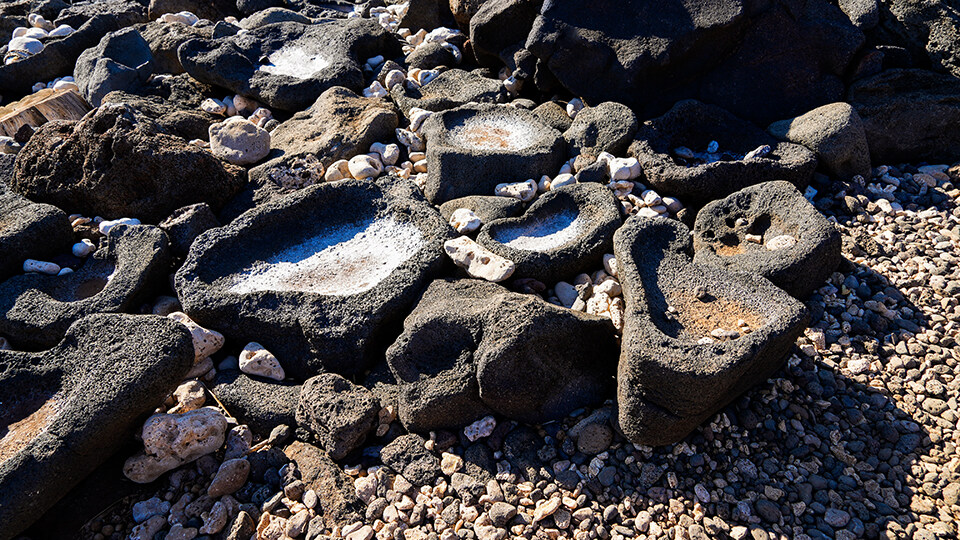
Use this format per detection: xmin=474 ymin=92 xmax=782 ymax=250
xmin=175 ymin=176 xmax=454 ymax=379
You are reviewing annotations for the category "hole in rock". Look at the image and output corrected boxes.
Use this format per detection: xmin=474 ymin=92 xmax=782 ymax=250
xmin=0 ymin=383 xmax=63 ymax=464
xmin=492 ymin=209 xmax=584 ymax=251
xmin=448 ymin=114 xmax=539 ymax=151
xmin=660 ymin=288 xmax=765 ymax=341
xmin=259 ymin=46 xmax=329 ymax=79
xmin=714 ymin=233 xmax=745 ymax=257
xmin=228 ymin=215 xmax=425 ymax=296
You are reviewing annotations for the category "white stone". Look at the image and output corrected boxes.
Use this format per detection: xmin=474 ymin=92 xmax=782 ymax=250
xmin=464 ymin=415 xmax=496 ymax=442
xmin=57 ymin=267 xmax=73 ymax=276
xmin=494 ymin=179 xmax=537 ymax=202
xmin=233 ymin=95 xmax=258 ymax=116
xmin=566 ymin=98 xmax=583 ymax=119
xmin=72 ymin=239 xmax=96 ymax=257
xmin=23 ymin=259 xmax=59 ymax=275
xmin=171 ymin=380 xmax=206 ymax=413
xmin=636 ymin=206 xmax=662 ymax=218
xmin=167 ymin=312 xmax=225 ymax=364
xmin=765 ymin=234 xmax=796 ymax=251
xmin=641 ymin=189 xmax=661 ymax=206
xmin=408 ymin=108 xmax=433 ymax=132
xmin=550 ymin=173 xmax=576 ymax=189
xmin=363 ymin=80 xmax=388 ymax=98
xmin=608 ymin=157 xmax=640 ymax=180
xmin=662 ymin=196 xmax=683 ymax=213
xmin=325 ymin=159 xmax=351 ymax=182
xmin=370 ymin=142 xmax=400 ymax=166
xmin=449 ymin=208 xmax=481 ymax=234
xmin=23 ymin=27 xmax=47 ymax=39
xmin=602 ymin=254 xmax=617 ymax=277
xmin=503 ymin=76 xmax=521 ymax=94
xmin=417 ymin=69 xmax=439 ymax=85
xmin=222 ymin=96 xmax=237 ymax=116
xmin=123 ymin=407 xmax=228 ymax=483
xmin=538 ymin=175 xmax=551 ymax=192
xmin=160 ymin=11 xmax=199 ymax=25
xmin=239 ymin=342 xmax=285 ymax=381
xmin=99 ymin=217 xmax=141 ymax=234
xmin=52 ymin=78 xmax=78 ymax=91
xmin=47 ymin=23 xmax=74 ymax=37
xmin=384 ymin=69 xmax=406 ymax=90
xmin=209 ymin=117 xmax=271 ymax=165
xmin=443 ymin=237 xmax=515 ymax=282
xmin=200 ymin=98 xmax=226 ymax=115
xmin=8 ymin=37 xmax=43 ymax=56
xmin=396 ymin=128 xmax=425 ymax=151
xmin=348 ymin=154 xmax=383 ymax=180
xmin=11 ymin=27 xmax=27 ymax=38
xmin=594 ymin=278 xmax=622 ymax=297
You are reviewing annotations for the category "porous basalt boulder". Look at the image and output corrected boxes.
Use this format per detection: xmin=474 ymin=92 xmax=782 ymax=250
xmin=0 ymin=225 xmax=171 ymax=350
xmin=562 ymin=101 xmax=638 ymax=158
xmin=138 ymin=19 xmax=213 ymax=74
xmin=390 ymin=69 xmax=508 ymax=115
xmin=693 ymin=181 xmax=842 ymax=299
xmin=628 ymin=100 xmax=817 ymax=205
xmin=295 ymin=373 xmax=379 ymax=460
xmin=476 ymin=183 xmax=622 ymax=283
xmin=74 ymin=27 xmax=155 ymax=107
xmin=767 ymin=102 xmax=871 ymax=180
xmin=284 ymin=441 xmax=364 ymax=523
xmin=210 ymin=370 xmax=299 ymax=435
xmin=525 ymin=0 xmax=864 ymax=124
xmin=263 ymin=86 xmax=399 ymax=167
xmin=422 ymin=103 xmax=564 ymax=204
xmin=175 ymin=177 xmax=454 ymax=379
xmin=614 ymin=217 xmax=809 ymax=446
xmin=386 ymin=278 xmax=619 ymax=431
xmin=0 ymin=191 xmax=73 ymax=282
xmin=438 ymin=195 xmax=524 ymax=223
xmin=0 ymin=314 xmax=194 ymax=538
xmin=10 ymin=103 xmax=246 ymax=222
xmin=177 ymin=19 xmax=402 ymax=111
xmin=101 ymin=90 xmax=222 ymax=141
xmin=848 ymin=69 xmax=960 ymax=164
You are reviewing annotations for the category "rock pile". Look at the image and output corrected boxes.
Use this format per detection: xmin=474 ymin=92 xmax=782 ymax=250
xmin=0 ymin=0 xmax=958 ymax=539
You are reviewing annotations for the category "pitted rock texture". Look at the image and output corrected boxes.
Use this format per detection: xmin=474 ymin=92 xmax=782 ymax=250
xmin=10 ymin=103 xmax=246 ymax=223
xmin=477 ymin=183 xmax=622 ymax=284
xmin=177 ymin=19 xmax=401 ymax=111
xmin=175 ymin=176 xmax=454 ymax=379
xmin=0 ymin=225 xmax=172 ymax=350
xmin=422 ymin=103 xmax=564 ymax=204
xmin=693 ymin=181 xmax=842 ymax=299
xmin=387 ymin=279 xmax=619 ymax=431
xmin=628 ymin=99 xmax=817 ymax=205
xmin=0 ymin=191 xmax=73 ymax=282
xmin=614 ymin=217 xmax=809 ymax=446
xmin=0 ymin=314 xmax=193 ymax=539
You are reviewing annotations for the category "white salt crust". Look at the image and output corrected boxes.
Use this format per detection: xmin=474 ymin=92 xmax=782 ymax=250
xmin=494 ymin=209 xmax=583 ymax=251
xmin=448 ymin=114 xmax=539 ymax=151
xmin=258 ymin=47 xmax=330 ymax=79
xmin=228 ymin=216 xmax=425 ymax=296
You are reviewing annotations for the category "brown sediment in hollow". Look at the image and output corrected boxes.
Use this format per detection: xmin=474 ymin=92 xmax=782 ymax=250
xmin=0 ymin=393 xmax=62 ymax=464
xmin=666 ymin=289 xmax=764 ymax=340
xmin=459 ymin=125 xmax=512 ymax=149
xmin=74 ymin=276 xmax=109 ymax=300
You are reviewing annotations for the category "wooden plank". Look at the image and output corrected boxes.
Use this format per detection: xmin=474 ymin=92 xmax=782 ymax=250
xmin=0 ymin=88 xmax=91 ymax=137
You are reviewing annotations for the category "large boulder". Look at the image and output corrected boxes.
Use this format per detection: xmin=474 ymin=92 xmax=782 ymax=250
xmin=177 ymin=19 xmax=402 ymax=111
xmin=848 ymin=68 xmax=960 ymax=164
xmin=524 ymin=0 xmax=865 ymax=124
xmin=386 ymin=279 xmax=619 ymax=431
xmin=422 ymin=103 xmax=564 ymax=204
xmin=101 ymin=90 xmax=221 ymax=141
xmin=175 ymin=177 xmax=454 ymax=380
xmin=476 ymin=183 xmax=622 ymax=283
xmin=0 ymin=314 xmax=194 ymax=538
xmin=562 ymin=101 xmax=638 ymax=159
xmin=614 ymin=217 xmax=808 ymax=446
xmin=628 ymin=100 xmax=817 ymax=205
xmin=0 ymin=191 xmax=73 ymax=282
xmin=10 ymin=103 xmax=246 ymax=222
xmin=390 ymin=69 xmax=508 ymax=115
xmin=693 ymin=181 xmax=842 ymax=299
xmin=0 ymin=225 xmax=171 ymax=350
xmin=210 ymin=369 xmax=299 ymax=435
xmin=874 ymin=0 xmax=960 ymax=77
xmin=263 ymin=86 xmax=399 ymax=168
xmin=470 ymin=0 xmax=543 ymax=70
xmin=74 ymin=27 xmax=155 ymax=107
xmin=138 ymin=19 xmax=213 ymax=74
xmin=767 ymin=102 xmax=871 ymax=180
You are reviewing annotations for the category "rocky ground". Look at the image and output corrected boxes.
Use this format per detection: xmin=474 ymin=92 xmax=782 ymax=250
xmin=66 ymin=164 xmax=960 ymax=540
xmin=2 ymin=0 xmax=960 ymax=539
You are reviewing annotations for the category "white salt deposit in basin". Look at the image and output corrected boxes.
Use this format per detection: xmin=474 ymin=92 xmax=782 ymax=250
xmin=448 ymin=114 xmax=539 ymax=151
xmin=258 ymin=46 xmax=329 ymax=79
xmin=228 ymin=216 xmax=425 ymax=296
xmin=494 ymin=209 xmax=583 ymax=251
